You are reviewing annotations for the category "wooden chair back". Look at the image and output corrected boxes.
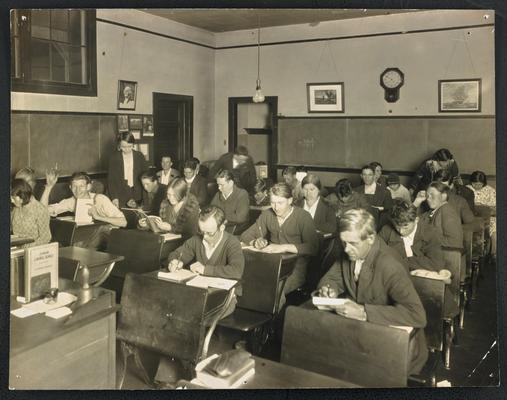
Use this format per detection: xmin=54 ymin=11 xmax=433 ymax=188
xmin=281 ymin=306 xmax=410 ymax=388
xmin=50 ymin=219 xmax=76 ymax=247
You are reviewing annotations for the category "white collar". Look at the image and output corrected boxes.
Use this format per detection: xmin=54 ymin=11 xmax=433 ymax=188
xmin=303 ymin=197 xmax=320 ymax=219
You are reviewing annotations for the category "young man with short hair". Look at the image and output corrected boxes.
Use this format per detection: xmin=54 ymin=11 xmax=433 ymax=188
xmin=157 ymin=156 xmax=180 ymax=185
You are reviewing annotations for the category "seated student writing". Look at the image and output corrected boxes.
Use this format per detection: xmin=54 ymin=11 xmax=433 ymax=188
xmin=211 ymin=169 xmax=250 ymax=234
xmin=140 ymin=170 xmax=167 ymax=215
xmin=183 ymin=158 xmax=209 ymax=207
xmin=379 ymin=199 xmax=444 ymax=272
xmin=167 ymin=205 xmax=244 ymax=318
xmin=325 ymin=178 xmax=370 ymax=218
xmin=317 ymin=208 xmax=428 ymax=375
xmin=11 ymin=178 xmax=51 ymax=248
xmin=386 ymin=173 xmax=412 ymax=204
xmin=141 ymin=177 xmax=200 ymax=239
xmin=297 ymin=173 xmax=337 ymax=234
xmin=251 ymin=178 xmax=271 ymax=208
xmin=240 ymin=182 xmax=319 ymax=296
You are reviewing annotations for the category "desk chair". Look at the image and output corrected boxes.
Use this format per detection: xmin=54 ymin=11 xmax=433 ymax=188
xmin=472 ymin=206 xmax=492 ymax=296
xmin=116 ymin=273 xmax=235 ymax=388
xmin=281 ymin=306 xmax=412 ymax=388
xmin=218 ymin=251 xmax=297 ymax=355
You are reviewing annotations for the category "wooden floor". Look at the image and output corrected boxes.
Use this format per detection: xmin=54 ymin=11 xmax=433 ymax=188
xmin=116 ymin=258 xmax=499 ymax=389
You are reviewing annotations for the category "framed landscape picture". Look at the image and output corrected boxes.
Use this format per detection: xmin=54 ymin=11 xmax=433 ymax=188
xmin=438 ymin=79 xmax=481 ymax=112
xmin=307 ymin=82 xmax=344 ymax=113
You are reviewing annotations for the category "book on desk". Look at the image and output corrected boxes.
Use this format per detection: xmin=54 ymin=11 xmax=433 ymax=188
xmin=194 ymin=350 xmax=255 ymax=388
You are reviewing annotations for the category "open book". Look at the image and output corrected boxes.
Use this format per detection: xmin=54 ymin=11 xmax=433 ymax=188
xmin=157 ymin=269 xmax=196 ymax=283
xmin=186 ymin=276 xmax=237 ymax=291
xmin=122 ymin=207 xmax=164 ymax=233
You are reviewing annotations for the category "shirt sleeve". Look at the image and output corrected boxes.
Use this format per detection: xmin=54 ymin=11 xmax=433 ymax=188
xmin=168 ymin=237 xmax=198 ymax=266
xmin=94 ymin=194 xmax=124 ymax=218
xmin=48 ymin=197 xmax=75 ymax=215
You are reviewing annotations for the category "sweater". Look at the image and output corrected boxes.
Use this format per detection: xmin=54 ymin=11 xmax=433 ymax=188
xmin=142 ymin=183 xmax=167 ymax=215
xmin=168 ymin=232 xmax=244 ymax=295
xmin=159 ymin=193 xmax=200 ymax=239
xmin=11 ymin=198 xmax=51 ymax=248
xmin=211 ymin=187 xmax=250 ymax=229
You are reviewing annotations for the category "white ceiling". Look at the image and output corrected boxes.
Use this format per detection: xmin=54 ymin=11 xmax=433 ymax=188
xmin=141 ymin=9 xmax=419 ymax=33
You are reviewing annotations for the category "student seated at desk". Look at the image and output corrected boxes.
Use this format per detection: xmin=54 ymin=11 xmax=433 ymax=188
xmin=379 ymin=199 xmax=444 ymax=272
xmin=157 ymin=155 xmax=180 ymax=185
xmin=183 ymin=159 xmax=209 ymax=207
xmin=141 ymin=178 xmax=200 ymax=238
xmin=317 ymin=208 xmax=428 ymax=375
xmin=240 ymin=182 xmax=319 ymax=296
xmin=211 ymin=170 xmax=250 ymax=234
xmin=11 ymin=179 xmax=51 ymax=248
xmin=324 ymin=178 xmax=370 ymax=219
xmin=251 ymin=178 xmax=271 ymax=207
xmin=281 ymin=166 xmax=304 ymax=204
xmin=370 ymin=161 xmax=388 ymax=187
xmin=140 ymin=170 xmax=167 ymax=215
xmin=297 ymin=173 xmax=337 ymax=234
xmin=209 ymin=146 xmax=257 ymax=193
xmin=433 ymin=169 xmax=474 ymax=225
xmin=386 ymin=173 xmax=412 ymax=204
xmin=167 ymin=205 xmax=244 ymax=318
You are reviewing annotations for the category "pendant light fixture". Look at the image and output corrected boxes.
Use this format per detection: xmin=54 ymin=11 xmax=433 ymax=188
xmin=252 ymin=16 xmax=265 ymax=103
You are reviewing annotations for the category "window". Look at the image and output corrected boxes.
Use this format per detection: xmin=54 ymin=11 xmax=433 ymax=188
xmin=11 ymin=9 xmax=97 ymax=96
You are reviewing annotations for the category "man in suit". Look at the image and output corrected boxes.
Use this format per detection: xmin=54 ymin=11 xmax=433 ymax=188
xmin=183 ymin=158 xmax=209 ymax=207
xmin=157 ymin=156 xmax=180 ymax=185
xmin=209 ymin=146 xmax=256 ymax=193
xmin=317 ymin=208 xmax=428 ymax=375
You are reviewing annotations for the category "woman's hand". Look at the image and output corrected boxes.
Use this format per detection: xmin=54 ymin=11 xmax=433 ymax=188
xmin=253 ymin=237 xmax=268 ymax=249
xmin=45 ymin=168 xmax=59 ymax=188
xmin=154 ymin=218 xmax=172 ymax=231
xmin=138 ymin=218 xmax=148 ymax=228
xmin=126 ymin=199 xmax=137 ymax=208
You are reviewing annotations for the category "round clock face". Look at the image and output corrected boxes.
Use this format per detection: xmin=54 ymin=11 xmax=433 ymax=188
xmin=382 ymin=69 xmax=403 ymax=89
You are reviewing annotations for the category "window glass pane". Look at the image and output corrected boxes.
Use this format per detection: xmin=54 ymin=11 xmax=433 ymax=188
xmin=30 ymin=39 xmax=50 ymax=80
xmin=69 ymin=45 xmax=84 ymax=83
xmin=51 ymin=10 xmax=69 ymax=43
xmin=51 ymin=42 xmax=68 ymax=82
xmin=68 ymin=10 xmax=83 ymax=45
xmin=31 ymin=10 xmax=50 ymax=40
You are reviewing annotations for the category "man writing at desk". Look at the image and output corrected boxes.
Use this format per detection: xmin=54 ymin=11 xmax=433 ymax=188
xmin=167 ymin=205 xmax=244 ymax=318
xmin=317 ymin=208 xmax=428 ymax=375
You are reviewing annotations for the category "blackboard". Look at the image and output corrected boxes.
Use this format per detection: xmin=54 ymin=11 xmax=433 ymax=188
xmin=278 ymin=117 xmax=495 ymax=174
xmin=11 ymin=112 xmax=118 ymax=177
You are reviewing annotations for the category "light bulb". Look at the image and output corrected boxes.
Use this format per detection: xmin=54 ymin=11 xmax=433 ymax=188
xmin=253 ymin=79 xmax=265 ymax=103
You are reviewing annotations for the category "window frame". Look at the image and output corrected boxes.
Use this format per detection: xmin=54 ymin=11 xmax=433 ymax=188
xmin=11 ymin=9 xmax=97 ymax=97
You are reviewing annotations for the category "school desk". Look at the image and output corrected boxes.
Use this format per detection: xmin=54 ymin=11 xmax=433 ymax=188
xmin=50 ymin=216 xmax=108 ymax=247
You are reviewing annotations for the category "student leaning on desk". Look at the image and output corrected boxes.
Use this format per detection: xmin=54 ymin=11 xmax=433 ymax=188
xmin=316 ymin=208 xmax=428 ymax=375
xmin=166 ymin=205 xmax=244 ymax=317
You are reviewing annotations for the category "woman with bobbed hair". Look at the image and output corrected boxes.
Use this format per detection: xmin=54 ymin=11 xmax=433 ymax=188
xmin=409 ymin=148 xmax=460 ymax=195
xmin=152 ymin=177 xmax=200 ymax=238
xmin=11 ymin=178 xmax=51 ymax=247
xmin=108 ymin=131 xmax=148 ymax=208
xmin=325 ymin=178 xmax=370 ymax=218
xmin=299 ymin=173 xmax=336 ymax=234
xmin=467 ymin=170 xmax=496 ymax=258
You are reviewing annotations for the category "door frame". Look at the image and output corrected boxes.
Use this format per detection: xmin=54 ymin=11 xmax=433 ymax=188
xmin=152 ymin=92 xmax=193 ymax=169
xmin=228 ymin=96 xmax=278 ymax=181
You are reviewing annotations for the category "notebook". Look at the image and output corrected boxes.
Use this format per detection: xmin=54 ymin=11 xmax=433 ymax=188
xmin=186 ymin=276 xmax=237 ymax=291
xmin=75 ymin=198 xmax=94 ymax=225
xmin=158 ymin=269 xmax=196 ymax=283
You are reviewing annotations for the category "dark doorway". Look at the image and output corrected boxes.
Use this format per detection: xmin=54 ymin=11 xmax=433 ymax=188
xmin=153 ymin=92 xmax=193 ymax=171
xmin=228 ymin=96 xmax=278 ymax=182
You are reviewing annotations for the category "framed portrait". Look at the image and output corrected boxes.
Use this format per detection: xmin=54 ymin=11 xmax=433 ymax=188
xmin=128 ymin=115 xmax=142 ymax=130
xmin=307 ymin=82 xmax=344 ymax=113
xmin=117 ymin=114 xmax=129 ymax=132
xmin=143 ymin=115 xmax=154 ymax=137
xmin=117 ymin=80 xmax=137 ymax=110
xmin=438 ymin=79 xmax=481 ymax=112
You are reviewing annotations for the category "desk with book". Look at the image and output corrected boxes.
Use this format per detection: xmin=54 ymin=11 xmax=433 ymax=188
xmin=50 ymin=216 xmax=108 ymax=247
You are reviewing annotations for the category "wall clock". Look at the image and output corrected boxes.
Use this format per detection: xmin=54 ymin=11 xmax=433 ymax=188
xmin=380 ymin=68 xmax=404 ymax=103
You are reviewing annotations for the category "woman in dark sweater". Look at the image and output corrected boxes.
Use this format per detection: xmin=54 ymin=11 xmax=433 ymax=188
xmin=325 ymin=178 xmax=371 ymax=218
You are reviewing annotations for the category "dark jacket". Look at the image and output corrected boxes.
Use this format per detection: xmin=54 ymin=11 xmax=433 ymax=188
xmin=211 ymin=187 xmax=250 ymax=233
xmin=324 ymin=192 xmax=371 ymax=218
xmin=409 ymin=159 xmax=459 ymax=193
xmin=421 ymin=203 xmax=463 ymax=250
xmin=296 ymin=198 xmax=337 ymax=234
xmin=209 ymin=152 xmax=257 ymax=193
xmin=318 ymin=237 xmax=428 ymax=375
xmin=168 ymin=232 xmax=244 ymax=296
xmin=108 ymin=150 xmax=148 ymax=207
xmin=159 ymin=193 xmax=200 ymax=239
xmin=354 ymin=183 xmax=392 ymax=226
xmin=142 ymin=183 xmax=167 ymax=215
xmin=447 ymin=192 xmax=475 ymax=225
xmin=378 ymin=221 xmax=444 ymax=272
xmin=187 ymin=175 xmax=209 ymax=207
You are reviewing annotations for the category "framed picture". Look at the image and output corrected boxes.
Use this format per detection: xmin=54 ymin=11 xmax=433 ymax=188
xmin=128 ymin=115 xmax=142 ymax=130
xmin=438 ymin=79 xmax=481 ymax=112
xmin=143 ymin=115 xmax=154 ymax=137
xmin=307 ymin=82 xmax=344 ymax=113
xmin=117 ymin=114 xmax=129 ymax=132
xmin=117 ymin=80 xmax=137 ymax=110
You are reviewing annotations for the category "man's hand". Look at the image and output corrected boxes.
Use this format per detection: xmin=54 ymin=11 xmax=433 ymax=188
xmin=168 ymin=259 xmax=184 ymax=272
xmin=317 ymin=284 xmax=337 ymax=298
xmin=154 ymin=219 xmax=171 ymax=231
xmin=138 ymin=218 xmax=148 ymax=228
xmin=413 ymin=190 xmax=427 ymax=207
xmin=127 ymin=199 xmax=137 ymax=208
xmin=190 ymin=261 xmax=205 ymax=275
xmin=261 ymin=244 xmax=287 ymax=253
xmin=333 ymin=300 xmax=367 ymax=321
xmin=253 ymin=237 xmax=268 ymax=249
xmin=45 ymin=169 xmax=59 ymax=188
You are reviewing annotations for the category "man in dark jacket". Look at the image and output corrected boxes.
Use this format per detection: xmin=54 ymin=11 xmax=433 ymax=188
xmin=317 ymin=208 xmax=428 ymax=375
xmin=209 ymin=146 xmax=256 ymax=193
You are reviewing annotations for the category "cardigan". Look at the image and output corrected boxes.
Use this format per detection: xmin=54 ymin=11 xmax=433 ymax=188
xmin=378 ymin=221 xmax=444 ymax=272
xmin=211 ymin=186 xmax=250 ymax=229
xmin=108 ymin=150 xmax=148 ymax=207
xmin=421 ymin=202 xmax=463 ymax=249
xmin=187 ymin=174 xmax=209 ymax=207
xmin=159 ymin=193 xmax=200 ymax=239
xmin=240 ymin=207 xmax=319 ymax=256
xmin=318 ymin=237 xmax=428 ymax=374
xmin=168 ymin=232 xmax=244 ymax=295
xmin=141 ymin=183 xmax=167 ymax=215
xmin=11 ymin=198 xmax=51 ymax=248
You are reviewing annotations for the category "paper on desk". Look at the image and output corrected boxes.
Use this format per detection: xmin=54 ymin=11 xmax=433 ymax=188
xmin=22 ymin=292 xmax=77 ymax=314
xmin=240 ymin=245 xmax=264 ymax=252
xmin=158 ymin=269 xmax=196 ymax=283
xmin=46 ymin=306 xmax=73 ymax=319
xmin=312 ymin=297 xmax=349 ymax=306
xmin=186 ymin=276 xmax=237 ymax=290
xmin=56 ymin=215 xmax=75 ymax=221
xmin=160 ymin=232 xmax=182 ymax=242
xmin=11 ymin=307 xmax=38 ymax=318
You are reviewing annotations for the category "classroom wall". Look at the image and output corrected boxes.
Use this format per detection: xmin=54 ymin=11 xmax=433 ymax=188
xmin=11 ymin=9 xmax=217 ymax=167
xmin=214 ymin=10 xmax=495 ymax=171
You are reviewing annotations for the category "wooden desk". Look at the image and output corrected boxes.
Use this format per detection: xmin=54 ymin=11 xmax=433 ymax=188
xmin=10 ymin=235 xmax=34 ymax=248
xmin=59 ymin=246 xmax=124 ymax=288
xmin=9 ymin=280 xmax=118 ymax=389
xmin=50 ymin=217 xmax=108 ymax=247
xmin=178 ymin=356 xmax=359 ymax=389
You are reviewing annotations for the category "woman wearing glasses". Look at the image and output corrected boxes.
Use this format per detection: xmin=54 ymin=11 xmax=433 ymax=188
xmin=108 ymin=131 xmax=148 ymax=208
